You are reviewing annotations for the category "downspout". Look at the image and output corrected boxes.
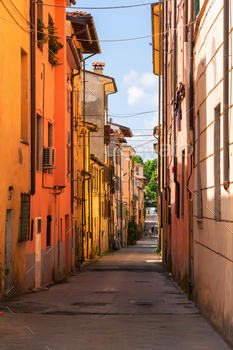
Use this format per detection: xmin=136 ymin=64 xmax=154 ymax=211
xmin=30 ymin=0 xmax=35 ymax=196
xmin=173 ymin=0 xmax=180 ymax=219
xmin=71 ymin=72 xmax=74 ymax=218
xmin=70 ymin=72 xmax=74 ymax=271
xmin=82 ymin=53 xmax=97 ymax=261
xmin=223 ymin=0 xmax=229 ymax=192
xmin=120 ymin=146 xmax=123 ymax=247
xmin=185 ymin=0 xmax=194 ymax=298
xmin=163 ymin=0 xmax=168 ymax=263
xmin=158 ymin=0 xmax=163 ymax=250
xmin=99 ymin=167 xmax=104 ymax=253
xmin=52 ymin=188 xmax=62 ymax=281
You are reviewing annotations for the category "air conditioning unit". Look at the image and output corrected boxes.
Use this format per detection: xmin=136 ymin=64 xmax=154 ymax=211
xmin=43 ymin=147 xmax=56 ymax=168
xmin=66 ymin=129 xmax=71 ymax=146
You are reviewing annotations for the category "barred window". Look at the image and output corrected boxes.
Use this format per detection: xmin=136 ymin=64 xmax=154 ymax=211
xmin=18 ymin=194 xmax=30 ymax=242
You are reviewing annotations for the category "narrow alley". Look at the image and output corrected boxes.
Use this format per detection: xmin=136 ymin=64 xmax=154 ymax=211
xmin=0 ymin=230 xmax=229 ymax=349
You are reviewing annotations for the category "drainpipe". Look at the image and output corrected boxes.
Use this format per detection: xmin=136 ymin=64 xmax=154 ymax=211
xmin=52 ymin=187 xmax=62 ymax=281
xmin=158 ymin=0 xmax=163 ymax=249
xmin=163 ymin=0 xmax=168 ymax=263
xmin=173 ymin=0 xmax=180 ymax=219
xmin=30 ymin=0 xmax=35 ymax=196
xmin=82 ymin=53 xmax=97 ymax=261
xmin=99 ymin=167 xmax=104 ymax=253
xmin=223 ymin=0 xmax=229 ymax=192
xmin=71 ymin=72 xmax=74 ymax=218
xmin=120 ymin=146 xmax=123 ymax=247
xmin=185 ymin=0 xmax=194 ymax=298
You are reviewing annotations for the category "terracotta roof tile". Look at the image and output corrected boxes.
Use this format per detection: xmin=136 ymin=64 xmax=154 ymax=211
xmin=68 ymin=11 xmax=91 ymax=17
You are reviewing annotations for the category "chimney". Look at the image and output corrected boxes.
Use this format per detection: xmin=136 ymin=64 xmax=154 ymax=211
xmin=109 ymin=117 xmax=113 ymax=123
xmin=92 ymin=62 xmax=105 ymax=75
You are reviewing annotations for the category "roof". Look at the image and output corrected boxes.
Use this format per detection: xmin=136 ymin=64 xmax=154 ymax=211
xmin=85 ymin=70 xmax=117 ymax=93
xmin=66 ymin=12 xmax=101 ymax=54
xmin=122 ymin=145 xmax=135 ymax=153
xmin=85 ymin=121 xmax=99 ymax=132
xmin=108 ymin=122 xmax=133 ymax=138
xmin=134 ymin=164 xmax=144 ymax=168
xmin=91 ymin=154 xmax=109 ymax=168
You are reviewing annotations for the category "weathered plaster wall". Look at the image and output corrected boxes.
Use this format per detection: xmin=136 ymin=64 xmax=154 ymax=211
xmin=193 ymin=0 xmax=233 ymax=345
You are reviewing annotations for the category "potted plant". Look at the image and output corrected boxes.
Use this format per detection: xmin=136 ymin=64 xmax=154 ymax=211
xmin=89 ymin=246 xmax=96 ymax=259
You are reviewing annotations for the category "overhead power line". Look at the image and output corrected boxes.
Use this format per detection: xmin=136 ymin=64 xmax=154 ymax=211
xmin=0 ymin=13 xmax=194 ymax=43
xmin=34 ymin=1 xmax=161 ymax=10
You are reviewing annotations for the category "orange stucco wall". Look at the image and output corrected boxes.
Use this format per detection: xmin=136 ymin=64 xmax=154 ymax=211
xmin=28 ymin=0 xmax=72 ymax=289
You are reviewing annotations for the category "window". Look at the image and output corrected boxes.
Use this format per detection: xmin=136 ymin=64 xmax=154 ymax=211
xmin=214 ymin=104 xmax=221 ymax=222
xmin=21 ymin=48 xmax=28 ymax=142
xmin=91 ymin=166 xmax=98 ymax=191
xmin=67 ymin=148 xmax=71 ymax=176
xmin=197 ymin=111 xmax=203 ymax=219
xmin=75 ymin=158 xmax=78 ymax=197
xmin=170 ymin=51 xmax=174 ymax=103
xmin=181 ymin=149 xmax=185 ymax=217
xmin=36 ymin=115 xmax=43 ymax=171
xmin=48 ymin=14 xmax=53 ymax=63
xmin=116 ymin=202 xmax=119 ymax=219
xmin=195 ymin=0 xmax=200 ymax=19
xmin=136 ymin=167 xmax=139 ymax=175
xmin=18 ymin=194 xmax=30 ymax=242
xmin=37 ymin=1 xmax=43 ymax=22
xmin=46 ymin=215 xmax=52 ymax=246
xmin=116 ymin=176 xmax=120 ymax=191
xmin=48 ymin=122 xmax=53 ymax=174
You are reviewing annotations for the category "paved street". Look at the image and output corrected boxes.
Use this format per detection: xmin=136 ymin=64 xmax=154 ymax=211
xmin=0 ymin=235 xmax=229 ymax=350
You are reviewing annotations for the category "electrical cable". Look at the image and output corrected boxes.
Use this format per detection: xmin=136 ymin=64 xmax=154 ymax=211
xmin=0 ymin=13 xmax=195 ymax=43
xmin=8 ymin=0 xmax=30 ymax=23
xmin=0 ymin=0 xmax=31 ymax=33
xmin=74 ymin=110 xmax=158 ymax=118
xmin=34 ymin=0 xmax=171 ymax=10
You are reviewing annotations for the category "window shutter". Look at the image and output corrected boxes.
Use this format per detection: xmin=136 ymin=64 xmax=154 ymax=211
xmin=18 ymin=194 xmax=30 ymax=242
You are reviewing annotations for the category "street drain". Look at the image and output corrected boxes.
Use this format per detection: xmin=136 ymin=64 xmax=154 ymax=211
xmin=134 ymin=281 xmax=150 ymax=283
xmin=130 ymin=299 xmax=161 ymax=304
xmin=71 ymin=302 xmax=107 ymax=306
xmin=93 ymin=291 xmax=117 ymax=294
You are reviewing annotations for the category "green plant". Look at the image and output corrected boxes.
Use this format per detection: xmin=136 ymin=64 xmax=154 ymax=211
xmin=37 ymin=18 xmax=49 ymax=50
xmin=48 ymin=21 xmax=63 ymax=67
xmin=125 ymin=207 xmax=129 ymax=219
xmin=127 ymin=215 xmax=141 ymax=245
xmin=90 ymin=246 xmax=95 ymax=255
xmin=37 ymin=18 xmax=63 ymax=67
xmin=189 ymin=293 xmax=193 ymax=301
xmin=156 ymin=246 xmax=161 ymax=253
xmin=97 ymin=252 xmax=101 ymax=256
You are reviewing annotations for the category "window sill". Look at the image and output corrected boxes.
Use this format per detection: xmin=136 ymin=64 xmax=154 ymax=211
xmin=20 ymin=139 xmax=29 ymax=146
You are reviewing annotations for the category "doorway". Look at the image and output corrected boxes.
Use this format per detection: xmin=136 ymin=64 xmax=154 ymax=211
xmin=65 ymin=215 xmax=69 ymax=273
xmin=35 ymin=217 xmax=42 ymax=288
xmin=4 ymin=209 xmax=13 ymax=294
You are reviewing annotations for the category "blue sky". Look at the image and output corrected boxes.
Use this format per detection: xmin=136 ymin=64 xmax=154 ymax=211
xmin=69 ymin=1 xmax=159 ymax=161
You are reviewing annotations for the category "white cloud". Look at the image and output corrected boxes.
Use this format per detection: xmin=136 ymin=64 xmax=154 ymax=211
xmin=123 ymin=69 xmax=138 ymax=85
xmin=124 ymin=70 xmax=158 ymax=107
xmin=140 ymin=72 xmax=158 ymax=88
xmin=144 ymin=112 xmax=158 ymax=129
xmin=127 ymin=86 xmax=146 ymax=106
